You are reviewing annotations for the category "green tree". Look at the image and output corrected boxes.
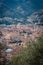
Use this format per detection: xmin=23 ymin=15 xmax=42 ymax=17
xmin=10 ymin=37 xmax=43 ymax=65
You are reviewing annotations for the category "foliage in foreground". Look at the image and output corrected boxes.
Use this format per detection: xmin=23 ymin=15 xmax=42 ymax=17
xmin=0 ymin=43 xmax=6 ymax=65
xmin=10 ymin=37 xmax=43 ymax=65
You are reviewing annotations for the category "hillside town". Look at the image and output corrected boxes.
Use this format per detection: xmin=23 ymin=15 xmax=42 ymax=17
xmin=0 ymin=24 xmax=43 ymax=62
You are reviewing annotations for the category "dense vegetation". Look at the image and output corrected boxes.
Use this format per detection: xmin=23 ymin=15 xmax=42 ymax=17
xmin=0 ymin=43 xmax=6 ymax=65
xmin=0 ymin=37 xmax=43 ymax=65
xmin=10 ymin=37 xmax=43 ymax=65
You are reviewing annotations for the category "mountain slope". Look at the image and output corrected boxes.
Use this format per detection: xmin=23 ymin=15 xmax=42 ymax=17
xmin=0 ymin=8 xmax=43 ymax=25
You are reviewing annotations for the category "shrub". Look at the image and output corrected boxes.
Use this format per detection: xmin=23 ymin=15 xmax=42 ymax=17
xmin=10 ymin=37 xmax=43 ymax=65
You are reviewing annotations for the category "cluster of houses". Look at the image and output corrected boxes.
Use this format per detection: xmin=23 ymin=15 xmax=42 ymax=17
xmin=0 ymin=24 xmax=43 ymax=61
